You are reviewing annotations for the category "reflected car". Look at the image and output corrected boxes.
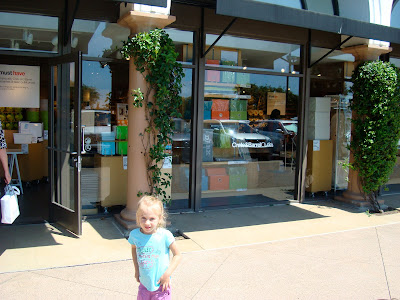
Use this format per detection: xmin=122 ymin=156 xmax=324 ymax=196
xmin=171 ymin=119 xmax=276 ymax=163
xmin=204 ymin=119 xmax=274 ymax=161
xmin=251 ymin=119 xmax=297 ymax=157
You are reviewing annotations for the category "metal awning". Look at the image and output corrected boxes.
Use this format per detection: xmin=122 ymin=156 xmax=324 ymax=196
xmin=216 ymin=0 xmax=400 ymax=44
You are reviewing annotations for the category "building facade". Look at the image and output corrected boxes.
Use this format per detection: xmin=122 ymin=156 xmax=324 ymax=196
xmin=0 ymin=0 xmax=400 ymax=234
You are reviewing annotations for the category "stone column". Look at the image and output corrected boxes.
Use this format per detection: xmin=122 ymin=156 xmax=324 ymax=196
xmin=335 ymin=44 xmax=391 ymax=207
xmin=115 ymin=11 xmax=176 ymax=230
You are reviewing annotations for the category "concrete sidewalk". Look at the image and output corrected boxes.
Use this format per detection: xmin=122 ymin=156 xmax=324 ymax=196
xmin=1 ymin=196 xmax=400 ymax=299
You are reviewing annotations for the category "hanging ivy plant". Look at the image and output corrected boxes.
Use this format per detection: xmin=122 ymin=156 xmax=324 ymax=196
xmin=120 ymin=28 xmax=184 ymax=203
xmin=349 ymin=60 xmax=400 ymax=212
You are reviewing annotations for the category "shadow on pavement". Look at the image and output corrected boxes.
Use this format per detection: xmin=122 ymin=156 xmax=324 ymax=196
xmin=84 ymin=217 xmax=126 ymax=240
xmin=0 ymin=223 xmax=65 ymax=255
xmin=169 ymin=203 xmax=328 ymax=232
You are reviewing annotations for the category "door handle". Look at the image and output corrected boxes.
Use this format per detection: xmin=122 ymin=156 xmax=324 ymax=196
xmin=73 ymin=156 xmax=82 ymax=172
xmin=81 ymin=126 xmax=86 ymax=154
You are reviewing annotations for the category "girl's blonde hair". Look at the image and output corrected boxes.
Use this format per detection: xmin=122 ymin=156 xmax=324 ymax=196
xmin=136 ymin=195 xmax=167 ymax=228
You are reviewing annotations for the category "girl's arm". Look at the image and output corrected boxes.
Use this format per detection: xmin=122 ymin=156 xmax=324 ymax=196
xmin=0 ymin=148 xmax=10 ymax=184
xmin=157 ymin=241 xmax=182 ymax=291
xmin=131 ymin=244 xmax=140 ymax=283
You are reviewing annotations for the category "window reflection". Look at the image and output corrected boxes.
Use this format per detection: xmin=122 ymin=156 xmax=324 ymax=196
xmin=0 ymin=12 xmax=58 ymax=52
xmin=164 ymin=28 xmax=194 ymax=63
xmin=72 ymin=20 xmax=129 ymax=58
xmin=199 ymin=67 xmax=299 ymax=208
xmin=309 ymin=45 xmax=355 ymax=194
xmin=392 ymin=2 xmax=400 ymax=29
xmin=170 ymin=68 xmax=193 ymax=209
xmin=390 ymin=57 xmax=400 ymax=68
xmin=305 ymin=0 xmax=334 ymax=14
xmin=71 ymin=21 xmax=195 ymax=61
xmin=387 ymin=57 xmax=400 ymax=195
xmin=251 ymin=0 xmax=302 ymax=9
xmin=205 ymin=34 xmax=300 ymax=73
xmin=310 ymin=47 xmax=354 ymax=79
xmin=337 ymin=0 xmax=370 ymax=22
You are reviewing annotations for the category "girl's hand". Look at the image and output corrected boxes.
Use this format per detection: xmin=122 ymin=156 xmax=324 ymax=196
xmin=157 ymin=272 xmax=171 ymax=292
xmin=134 ymin=272 xmax=140 ymax=283
xmin=4 ymin=170 xmax=11 ymax=185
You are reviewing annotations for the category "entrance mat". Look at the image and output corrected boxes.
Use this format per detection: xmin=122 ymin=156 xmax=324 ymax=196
xmin=168 ymin=194 xmax=289 ymax=211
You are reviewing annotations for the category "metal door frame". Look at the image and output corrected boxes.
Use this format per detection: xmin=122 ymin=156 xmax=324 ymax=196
xmin=49 ymin=52 xmax=82 ymax=235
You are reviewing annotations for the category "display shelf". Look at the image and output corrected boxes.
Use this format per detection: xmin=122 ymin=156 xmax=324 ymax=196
xmin=201 ymin=188 xmax=247 ymax=194
xmin=205 ymin=82 xmax=250 ymax=88
xmin=204 ymin=93 xmax=251 ymax=99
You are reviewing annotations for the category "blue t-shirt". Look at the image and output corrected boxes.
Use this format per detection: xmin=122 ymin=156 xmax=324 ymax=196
xmin=128 ymin=228 xmax=175 ymax=292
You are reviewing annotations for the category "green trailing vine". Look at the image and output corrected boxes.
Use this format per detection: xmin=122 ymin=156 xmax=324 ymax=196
xmin=349 ymin=60 xmax=400 ymax=212
xmin=120 ymin=28 xmax=184 ymax=203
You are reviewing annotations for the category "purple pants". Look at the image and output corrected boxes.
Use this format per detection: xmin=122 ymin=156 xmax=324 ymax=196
xmin=137 ymin=283 xmax=171 ymax=300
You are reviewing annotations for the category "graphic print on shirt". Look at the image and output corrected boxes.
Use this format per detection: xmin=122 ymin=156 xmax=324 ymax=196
xmin=137 ymin=245 xmax=161 ymax=270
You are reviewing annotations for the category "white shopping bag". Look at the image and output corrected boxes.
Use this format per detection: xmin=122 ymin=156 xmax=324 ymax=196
xmin=1 ymin=185 xmax=21 ymax=224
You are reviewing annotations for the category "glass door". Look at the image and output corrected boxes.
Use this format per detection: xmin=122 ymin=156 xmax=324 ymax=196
xmin=49 ymin=52 xmax=82 ymax=235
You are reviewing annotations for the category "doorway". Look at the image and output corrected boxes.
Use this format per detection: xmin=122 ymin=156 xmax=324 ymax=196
xmin=0 ymin=55 xmax=50 ymax=225
xmin=0 ymin=53 xmax=83 ymax=235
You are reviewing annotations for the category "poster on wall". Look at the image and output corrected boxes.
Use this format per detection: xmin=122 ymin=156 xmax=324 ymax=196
xmin=0 ymin=64 xmax=40 ymax=108
xmin=117 ymin=103 xmax=128 ymax=126
xmin=267 ymin=92 xmax=286 ymax=116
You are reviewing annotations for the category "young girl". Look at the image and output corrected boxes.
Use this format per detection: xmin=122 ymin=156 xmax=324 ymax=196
xmin=128 ymin=196 xmax=181 ymax=300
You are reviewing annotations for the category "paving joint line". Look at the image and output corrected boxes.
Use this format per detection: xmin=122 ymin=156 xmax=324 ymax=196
xmin=178 ymin=229 xmax=205 ymax=251
xmin=375 ymin=227 xmax=392 ymax=300
xmin=0 ymin=259 xmax=132 ymax=275
xmin=30 ymin=270 xmax=136 ymax=296
xmin=190 ymin=249 xmax=234 ymax=299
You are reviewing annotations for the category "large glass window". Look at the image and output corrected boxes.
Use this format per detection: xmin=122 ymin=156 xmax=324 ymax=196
xmin=80 ymin=61 xmax=113 ymax=213
xmin=390 ymin=57 xmax=400 ymax=68
xmin=0 ymin=12 xmax=58 ymax=53
xmin=170 ymin=68 xmax=193 ymax=209
xmin=205 ymin=34 xmax=301 ymax=73
xmin=196 ymin=35 xmax=301 ymax=208
xmin=71 ymin=20 xmax=195 ymax=62
xmin=252 ymin=0 xmax=302 ymax=9
xmin=305 ymin=0 xmax=334 ymax=15
xmin=77 ymin=28 xmax=194 ymax=214
xmin=392 ymin=2 xmax=400 ymax=29
xmin=337 ymin=0 xmax=370 ymax=22
xmin=71 ymin=20 xmax=129 ymax=58
xmin=199 ymin=68 xmax=299 ymax=208
xmin=310 ymin=47 xmax=354 ymax=79
xmin=164 ymin=28 xmax=194 ymax=64
xmin=385 ymin=58 xmax=400 ymax=198
xmin=307 ymin=47 xmax=354 ymax=195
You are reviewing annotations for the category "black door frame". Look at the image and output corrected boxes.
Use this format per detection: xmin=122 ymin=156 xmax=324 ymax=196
xmin=48 ymin=51 xmax=82 ymax=235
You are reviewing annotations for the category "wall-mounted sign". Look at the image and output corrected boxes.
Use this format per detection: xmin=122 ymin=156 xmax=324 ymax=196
xmin=162 ymin=155 xmax=172 ymax=169
xmin=123 ymin=156 xmax=128 ymax=170
xmin=267 ymin=92 xmax=286 ymax=116
xmin=0 ymin=64 xmax=40 ymax=108
xmin=313 ymin=140 xmax=320 ymax=151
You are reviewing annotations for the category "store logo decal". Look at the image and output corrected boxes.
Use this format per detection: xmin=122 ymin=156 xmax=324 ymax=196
xmin=232 ymin=141 xmax=274 ymax=148
xmin=0 ymin=70 xmax=26 ymax=76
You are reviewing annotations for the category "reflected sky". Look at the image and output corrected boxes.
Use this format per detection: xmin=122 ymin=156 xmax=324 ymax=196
xmin=82 ymin=61 xmax=111 ymax=109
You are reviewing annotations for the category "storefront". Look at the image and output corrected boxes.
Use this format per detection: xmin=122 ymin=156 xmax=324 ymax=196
xmin=1 ymin=0 xmax=400 ymax=234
